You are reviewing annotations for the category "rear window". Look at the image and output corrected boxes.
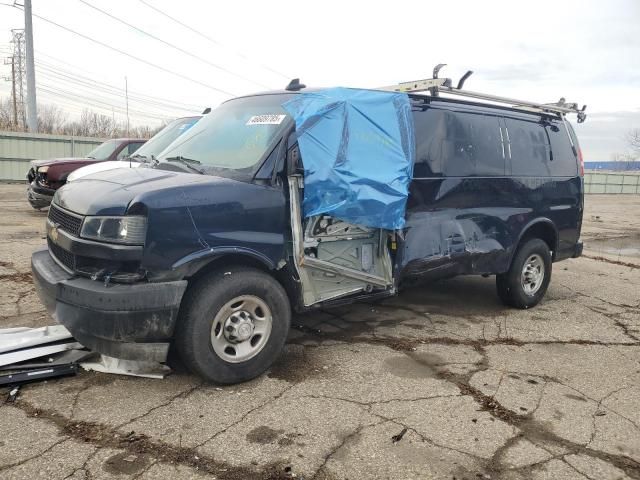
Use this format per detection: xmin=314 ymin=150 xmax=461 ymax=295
xmin=504 ymin=118 xmax=552 ymax=176
xmin=546 ymin=122 xmax=578 ymax=176
xmin=505 ymin=117 xmax=577 ymax=177
xmin=413 ymin=107 xmax=504 ymax=177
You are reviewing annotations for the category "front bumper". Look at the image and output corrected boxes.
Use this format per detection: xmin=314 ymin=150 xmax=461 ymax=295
xmin=31 ymin=248 xmax=187 ymax=362
xmin=27 ymin=182 xmax=54 ymax=209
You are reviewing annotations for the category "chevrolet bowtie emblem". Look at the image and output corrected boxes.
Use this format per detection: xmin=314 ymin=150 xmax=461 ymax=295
xmin=49 ymin=224 xmax=59 ymax=242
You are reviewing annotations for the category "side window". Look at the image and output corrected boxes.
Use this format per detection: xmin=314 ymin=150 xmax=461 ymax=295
xmin=546 ymin=123 xmax=578 ymax=176
xmin=128 ymin=142 xmax=144 ymax=155
xmin=413 ymin=108 xmax=504 ymax=177
xmin=466 ymin=113 xmax=504 ymax=176
xmin=412 ymin=107 xmax=445 ymax=177
xmin=505 ymin=118 xmax=552 ymax=176
xmin=116 ymin=142 xmax=143 ymax=160
xmin=441 ymin=110 xmax=475 ymax=177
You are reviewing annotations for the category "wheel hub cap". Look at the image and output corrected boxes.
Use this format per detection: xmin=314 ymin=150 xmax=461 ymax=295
xmin=521 ymin=254 xmax=545 ymax=296
xmin=210 ymin=295 xmax=273 ymax=363
xmin=224 ymin=312 xmax=255 ymax=343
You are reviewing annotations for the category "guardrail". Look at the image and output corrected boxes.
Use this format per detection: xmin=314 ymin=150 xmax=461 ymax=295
xmin=584 ymin=171 xmax=640 ymax=194
xmin=0 ymin=131 xmax=105 ymax=181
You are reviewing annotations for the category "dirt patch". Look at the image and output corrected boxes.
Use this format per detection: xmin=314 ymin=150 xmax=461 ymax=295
xmin=383 ymin=353 xmax=442 ymax=379
xmin=103 ymin=452 xmax=152 ymax=476
xmin=247 ymin=426 xmax=284 ymax=444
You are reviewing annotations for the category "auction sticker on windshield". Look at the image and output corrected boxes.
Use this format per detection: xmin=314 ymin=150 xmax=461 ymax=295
xmin=246 ymin=114 xmax=287 ymax=125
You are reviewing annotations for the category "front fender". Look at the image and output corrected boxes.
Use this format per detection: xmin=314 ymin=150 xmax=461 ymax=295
xmin=173 ymin=246 xmax=277 ymax=277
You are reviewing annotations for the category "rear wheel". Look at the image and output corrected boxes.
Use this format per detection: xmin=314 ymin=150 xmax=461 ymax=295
xmin=175 ymin=266 xmax=291 ymax=384
xmin=496 ymin=238 xmax=552 ymax=309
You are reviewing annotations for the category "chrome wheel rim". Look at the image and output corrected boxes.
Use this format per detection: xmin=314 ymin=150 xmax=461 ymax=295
xmin=521 ymin=254 xmax=545 ymax=296
xmin=210 ymin=295 xmax=272 ymax=363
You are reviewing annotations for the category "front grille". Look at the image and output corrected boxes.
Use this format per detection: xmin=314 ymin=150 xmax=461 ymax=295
xmin=48 ymin=204 xmax=84 ymax=237
xmin=47 ymin=237 xmax=142 ymax=280
xmin=48 ymin=237 xmax=75 ymax=271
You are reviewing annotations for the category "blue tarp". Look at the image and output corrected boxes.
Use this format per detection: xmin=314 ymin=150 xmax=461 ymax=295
xmin=282 ymin=87 xmax=415 ymax=230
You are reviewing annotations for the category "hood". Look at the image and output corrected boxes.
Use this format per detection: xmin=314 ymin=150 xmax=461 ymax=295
xmin=30 ymin=157 xmax=96 ymax=169
xmin=66 ymin=160 xmax=142 ymax=183
xmin=54 ymin=167 xmax=244 ymax=216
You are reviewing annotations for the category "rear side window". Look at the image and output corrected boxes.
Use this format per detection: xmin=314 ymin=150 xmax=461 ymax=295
xmin=545 ymin=123 xmax=578 ymax=176
xmin=413 ymin=107 xmax=504 ymax=177
xmin=505 ymin=118 xmax=551 ymax=176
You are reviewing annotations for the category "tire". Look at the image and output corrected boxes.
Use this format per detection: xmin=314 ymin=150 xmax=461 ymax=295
xmin=175 ymin=266 xmax=291 ymax=384
xmin=496 ymin=238 xmax=552 ymax=309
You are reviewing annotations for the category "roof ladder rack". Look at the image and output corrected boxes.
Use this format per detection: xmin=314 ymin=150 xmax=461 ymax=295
xmin=378 ymin=65 xmax=587 ymax=123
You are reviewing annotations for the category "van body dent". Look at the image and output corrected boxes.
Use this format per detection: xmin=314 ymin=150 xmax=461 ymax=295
xmin=32 ymin=88 xmax=584 ymax=384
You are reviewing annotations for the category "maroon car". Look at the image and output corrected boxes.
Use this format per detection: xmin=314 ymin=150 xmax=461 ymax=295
xmin=26 ymin=138 xmax=146 ymax=209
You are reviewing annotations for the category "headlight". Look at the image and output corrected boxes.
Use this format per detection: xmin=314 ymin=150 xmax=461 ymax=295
xmin=38 ymin=166 xmax=49 ymax=173
xmin=80 ymin=216 xmax=147 ymax=245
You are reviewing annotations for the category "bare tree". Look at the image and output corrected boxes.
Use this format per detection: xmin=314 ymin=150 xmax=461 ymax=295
xmin=37 ymin=103 xmax=67 ymax=134
xmin=0 ymin=97 xmax=16 ymax=130
xmin=626 ymin=129 xmax=640 ymax=154
xmin=611 ymin=151 xmax=638 ymax=162
xmin=1 ymin=96 xmax=164 ymax=139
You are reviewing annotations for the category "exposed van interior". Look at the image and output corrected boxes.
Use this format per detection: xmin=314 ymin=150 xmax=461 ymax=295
xmin=287 ymin=176 xmax=394 ymax=306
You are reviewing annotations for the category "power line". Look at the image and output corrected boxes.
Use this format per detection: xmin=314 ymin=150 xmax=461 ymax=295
xmin=39 ymin=82 xmax=172 ymax=118
xmin=137 ymin=0 xmax=290 ymax=81
xmin=37 ymin=71 xmax=189 ymax=119
xmin=33 ymin=51 xmax=203 ymax=110
xmin=38 ymin=84 xmax=170 ymax=122
xmin=78 ymin=0 xmax=272 ymax=90
xmin=25 ymin=7 xmax=236 ymax=97
xmin=35 ymin=62 xmax=197 ymax=114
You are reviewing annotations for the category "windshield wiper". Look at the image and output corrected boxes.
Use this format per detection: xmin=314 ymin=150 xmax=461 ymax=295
xmin=87 ymin=156 xmax=95 ymax=159
xmin=164 ymin=155 xmax=204 ymax=174
xmin=130 ymin=153 xmax=148 ymax=160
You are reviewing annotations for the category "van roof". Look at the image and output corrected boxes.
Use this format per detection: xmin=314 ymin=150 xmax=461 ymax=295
xmin=233 ymin=88 xmax=563 ymax=123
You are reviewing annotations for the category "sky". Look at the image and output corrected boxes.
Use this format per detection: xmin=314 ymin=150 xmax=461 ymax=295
xmin=0 ymin=0 xmax=639 ymax=161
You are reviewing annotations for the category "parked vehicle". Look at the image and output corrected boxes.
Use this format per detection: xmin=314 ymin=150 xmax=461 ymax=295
xmin=67 ymin=116 xmax=202 ymax=183
xmin=32 ymin=74 xmax=586 ymax=384
xmin=26 ymin=138 xmax=146 ymax=209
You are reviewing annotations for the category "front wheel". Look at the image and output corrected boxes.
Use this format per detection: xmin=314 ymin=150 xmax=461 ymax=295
xmin=175 ymin=266 xmax=291 ymax=384
xmin=496 ymin=238 xmax=552 ymax=309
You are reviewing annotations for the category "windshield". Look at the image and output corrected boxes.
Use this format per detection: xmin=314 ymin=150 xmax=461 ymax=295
xmin=86 ymin=139 xmax=121 ymax=160
xmin=130 ymin=116 xmax=200 ymax=160
xmin=157 ymin=94 xmax=294 ymax=178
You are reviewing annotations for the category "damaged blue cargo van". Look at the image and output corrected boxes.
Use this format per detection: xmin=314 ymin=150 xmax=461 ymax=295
xmin=32 ymin=76 xmax=586 ymax=384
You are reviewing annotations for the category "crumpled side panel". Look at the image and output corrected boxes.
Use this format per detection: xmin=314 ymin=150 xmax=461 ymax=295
xmin=282 ymin=87 xmax=415 ymax=230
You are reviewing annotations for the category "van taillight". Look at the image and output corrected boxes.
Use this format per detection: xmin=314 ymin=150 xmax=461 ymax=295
xmin=578 ymin=148 xmax=584 ymax=176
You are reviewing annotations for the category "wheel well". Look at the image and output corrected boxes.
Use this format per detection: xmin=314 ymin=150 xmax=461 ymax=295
xmin=187 ymin=254 xmax=270 ymax=284
xmin=185 ymin=254 xmax=301 ymax=308
xmin=518 ymin=222 xmax=557 ymax=259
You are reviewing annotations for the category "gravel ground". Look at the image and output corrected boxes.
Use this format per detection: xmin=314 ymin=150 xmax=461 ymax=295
xmin=1 ymin=184 xmax=639 ymax=480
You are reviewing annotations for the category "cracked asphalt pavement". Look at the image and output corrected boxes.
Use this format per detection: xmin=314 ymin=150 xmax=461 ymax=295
xmin=1 ymin=184 xmax=639 ymax=479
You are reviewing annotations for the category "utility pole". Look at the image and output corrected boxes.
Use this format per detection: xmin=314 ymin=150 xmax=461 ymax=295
xmin=24 ymin=0 xmax=37 ymax=132
xmin=125 ymin=76 xmax=130 ymax=136
xmin=10 ymin=57 xmax=18 ymax=127
xmin=5 ymin=29 xmax=26 ymax=130
xmin=2 ymin=49 xmax=19 ymax=128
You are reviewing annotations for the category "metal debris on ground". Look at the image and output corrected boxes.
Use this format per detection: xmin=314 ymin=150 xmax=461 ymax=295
xmin=391 ymin=427 xmax=408 ymax=443
xmin=0 ymin=340 xmax=84 ymax=367
xmin=0 ymin=363 xmax=78 ymax=386
xmin=0 ymin=325 xmax=73 ymax=352
xmin=6 ymin=385 xmax=20 ymax=402
xmin=80 ymin=354 xmax=172 ymax=379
